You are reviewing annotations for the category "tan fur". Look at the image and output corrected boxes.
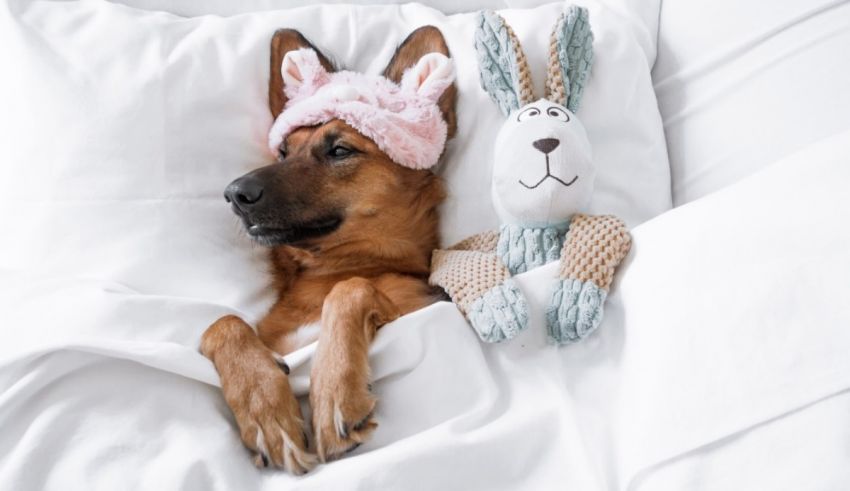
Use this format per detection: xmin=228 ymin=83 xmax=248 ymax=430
xmin=200 ymin=27 xmax=456 ymax=473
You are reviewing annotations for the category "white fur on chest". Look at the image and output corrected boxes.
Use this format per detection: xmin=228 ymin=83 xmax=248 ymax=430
xmin=281 ymin=321 xmax=321 ymax=353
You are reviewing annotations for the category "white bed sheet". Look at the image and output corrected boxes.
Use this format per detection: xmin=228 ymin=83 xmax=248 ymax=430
xmin=653 ymin=0 xmax=850 ymax=206
xmin=2 ymin=0 xmax=849 ymax=489
xmin=2 ymin=129 xmax=849 ymax=490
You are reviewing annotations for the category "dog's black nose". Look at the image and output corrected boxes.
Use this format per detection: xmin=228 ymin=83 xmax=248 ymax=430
xmin=532 ymin=138 xmax=560 ymax=154
xmin=224 ymin=175 xmax=264 ymax=209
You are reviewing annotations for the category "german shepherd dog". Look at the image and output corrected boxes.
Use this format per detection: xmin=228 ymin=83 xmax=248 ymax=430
xmin=200 ymin=27 xmax=457 ymax=473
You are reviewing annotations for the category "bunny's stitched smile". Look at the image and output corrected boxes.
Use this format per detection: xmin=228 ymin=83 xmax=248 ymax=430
xmin=519 ymin=153 xmax=579 ymax=189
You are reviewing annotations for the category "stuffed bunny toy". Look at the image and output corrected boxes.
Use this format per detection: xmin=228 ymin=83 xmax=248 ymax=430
xmin=429 ymin=6 xmax=631 ymax=344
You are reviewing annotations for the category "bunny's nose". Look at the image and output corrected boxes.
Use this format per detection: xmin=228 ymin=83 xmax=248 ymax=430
xmin=532 ymin=138 xmax=560 ymax=154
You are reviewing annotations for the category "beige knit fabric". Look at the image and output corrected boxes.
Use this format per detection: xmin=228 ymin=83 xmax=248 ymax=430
xmin=544 ymin=11 xmax=567 ymax=106
xmin=558 ymin=214 xmax=631 ymax=291
xmin=505 ymin=22 xmax=535 ymax=106
xmin=448 ymin=230 xmax=500 ymax=253
xmin=430 ymin=249 xmax=510 ymax=314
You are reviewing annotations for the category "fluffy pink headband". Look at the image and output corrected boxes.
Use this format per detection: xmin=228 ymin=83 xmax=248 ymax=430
xmin=268 ymin=48 xmax=455 ymax=170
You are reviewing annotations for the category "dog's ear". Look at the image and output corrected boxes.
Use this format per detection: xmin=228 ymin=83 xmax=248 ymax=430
xmin=269 ymin=29 xmax=335 ymax=119
xmin=383 ymin=26 xmax=457 ymax=139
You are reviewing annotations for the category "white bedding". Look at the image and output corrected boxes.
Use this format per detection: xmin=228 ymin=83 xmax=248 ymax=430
xmin=2 ymin=0 xmax=850 ymax=489
xmin=2 ymin=127 xmax=850 ymax=491
xmin=653 ymin=0 xmax=850 ymax=205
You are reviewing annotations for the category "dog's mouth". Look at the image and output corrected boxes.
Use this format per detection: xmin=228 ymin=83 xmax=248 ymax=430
xmin=245 ymin=215 xmax=343 ymax=247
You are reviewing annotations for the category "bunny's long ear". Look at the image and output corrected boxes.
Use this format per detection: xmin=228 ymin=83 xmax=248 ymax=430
xmin=545 ymin=5 xmax=593 ymax=113
xmin=475 ymin=10 xmax=535 ymax=116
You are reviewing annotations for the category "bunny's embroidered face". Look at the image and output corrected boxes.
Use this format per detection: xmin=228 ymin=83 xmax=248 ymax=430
xmin=492 ymin=98 xmax=593 ymax=226
xmin=475 ymin=7 xmax=594 ymax=227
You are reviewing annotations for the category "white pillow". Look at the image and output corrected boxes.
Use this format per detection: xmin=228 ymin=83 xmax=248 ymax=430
xmin=0 ymin=0 xmax=670 ymax=321
xmin=507 ymin=0 xmax=661 ymax=63
xmin=113 ymin=0 xmax=511 ymax=16
xmin=653 ymin=0 xmax=850 ymax=205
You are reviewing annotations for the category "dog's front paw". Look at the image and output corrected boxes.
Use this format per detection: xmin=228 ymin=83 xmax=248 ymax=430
xmin=222 ymin=358 xmax=316 ymax=474
xmin=310 ymin=369 xmax=377 ymax=462
xmin=545 ymin=278 xmax=607 ymax=345
xmin=203 ymin=315 xmax=317 ymax=474
xmin=467 ymin=279 xmax=529 ymax=342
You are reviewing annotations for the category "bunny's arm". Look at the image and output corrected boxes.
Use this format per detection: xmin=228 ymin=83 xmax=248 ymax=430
xmin=446 ymin=230 xmax=500 ymax=253
xmin=546 ymin=214 xmax=631 ymax=344
xmin=558 ymin=214 xmax=631 ymax=288
xmin=430 ymin=246 xmax=528 ymax=343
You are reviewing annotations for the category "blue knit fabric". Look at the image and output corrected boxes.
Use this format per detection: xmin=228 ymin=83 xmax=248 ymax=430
xmin=556 ymin=6 xmax=594 ymax=113
xmin=496 ymin=223 xmax=568 ymax=275
xmin=474 ymin=10 xmax=523 ymax=116
xmin=467 ymin=279 xmax=529 ymax=343
xmin=545 ymin=278 xmax=606 ymax=344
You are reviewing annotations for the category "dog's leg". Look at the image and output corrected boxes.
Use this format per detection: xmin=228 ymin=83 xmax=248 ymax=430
xmin=201 ymin=315 xmax=316 ymax=473
xmin=310 ymin=277 xmax=400 ymax=462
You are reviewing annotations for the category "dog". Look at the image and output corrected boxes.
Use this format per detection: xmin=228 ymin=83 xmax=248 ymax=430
xmin=200 ymin=27 xmax=457 ymax=473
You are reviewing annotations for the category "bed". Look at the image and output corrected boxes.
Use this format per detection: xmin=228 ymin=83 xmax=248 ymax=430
xmin=1 ymin=0 xmax=849 ymax=489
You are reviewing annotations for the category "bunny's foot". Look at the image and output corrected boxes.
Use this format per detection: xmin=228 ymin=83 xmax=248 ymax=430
xmin=467 ymin=279 xmax=529 ymax=343
xmin=545 ymin=278 xmax=606 ymax=345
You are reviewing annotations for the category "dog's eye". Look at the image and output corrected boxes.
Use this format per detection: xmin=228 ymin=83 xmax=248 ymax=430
xmin=328 ymin=145 xmax=353 ymax=158
xmin=278 ymin=147 xmax=287 ymax=160
xmin=546 ymin=106 xmax=570 ymax=122
xmin=517 ymin=107 xmax=541 ymax=122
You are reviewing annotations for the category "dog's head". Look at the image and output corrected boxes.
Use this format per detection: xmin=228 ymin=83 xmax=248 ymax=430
xmin=225 ymin=27 xmax=456 ymax=252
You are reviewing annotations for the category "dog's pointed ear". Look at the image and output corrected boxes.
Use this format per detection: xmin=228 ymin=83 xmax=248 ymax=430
xmin=401 ymin=52 xmax=455 ymax=103
xmin=383 ymin=26 xmax=457 ymax=139
xmin=269 ymin=29 xmax=335 ymax=119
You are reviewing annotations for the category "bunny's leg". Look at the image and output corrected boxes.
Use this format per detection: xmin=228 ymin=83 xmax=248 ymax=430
xmin=546 ymin=214 xmax=631 ymax=344
xmin=430 ymin=249 xmax=528 ymax=343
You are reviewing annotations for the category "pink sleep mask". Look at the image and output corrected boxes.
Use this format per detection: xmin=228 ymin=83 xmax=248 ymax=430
xmin=268 ymin=48 xmax=455 ymax=170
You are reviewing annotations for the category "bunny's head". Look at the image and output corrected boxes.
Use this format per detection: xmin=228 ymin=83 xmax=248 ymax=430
xmin=475 ymin=7 xmax=594 ymax=227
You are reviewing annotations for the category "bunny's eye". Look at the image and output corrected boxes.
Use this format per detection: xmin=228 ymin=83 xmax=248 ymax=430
xmin=547 ymin=106 xmax=570 ymax=122
xmin=517 ymin=107 xmax=541 ymax=122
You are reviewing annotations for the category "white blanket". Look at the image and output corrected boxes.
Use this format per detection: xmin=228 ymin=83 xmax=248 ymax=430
xmin=2 ymin=129 xmax=849 ymax=490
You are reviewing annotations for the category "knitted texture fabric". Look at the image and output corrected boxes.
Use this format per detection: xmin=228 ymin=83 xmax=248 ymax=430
xmin=475 ymin=10 xmax=535 ymax=116
xmin=549 ymin=6 xmax=593 ymax=113
xmin=546 ymin=278 xmax=607 ymax=344
xmin=448 ymin=230 xmax=500 ymax=253
xmin=429 ymin=215 xmax=629 ymax=344
xmin=558 ymin=214 xmax=631 ymax=290
xmin=506 ymin=22 xmax=535 ymax=107
xmin=496 ymin=223 xmax=568 ymax=275
xmin=430 ymin=249 xmax=511 ymax=314
xmin=545 ymin=11 xmax=568 ymax=107
xmin=430 ymin=248 xmax=529 ymax=342
xmin=468 ymin=279 xmax=529 ymax=343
